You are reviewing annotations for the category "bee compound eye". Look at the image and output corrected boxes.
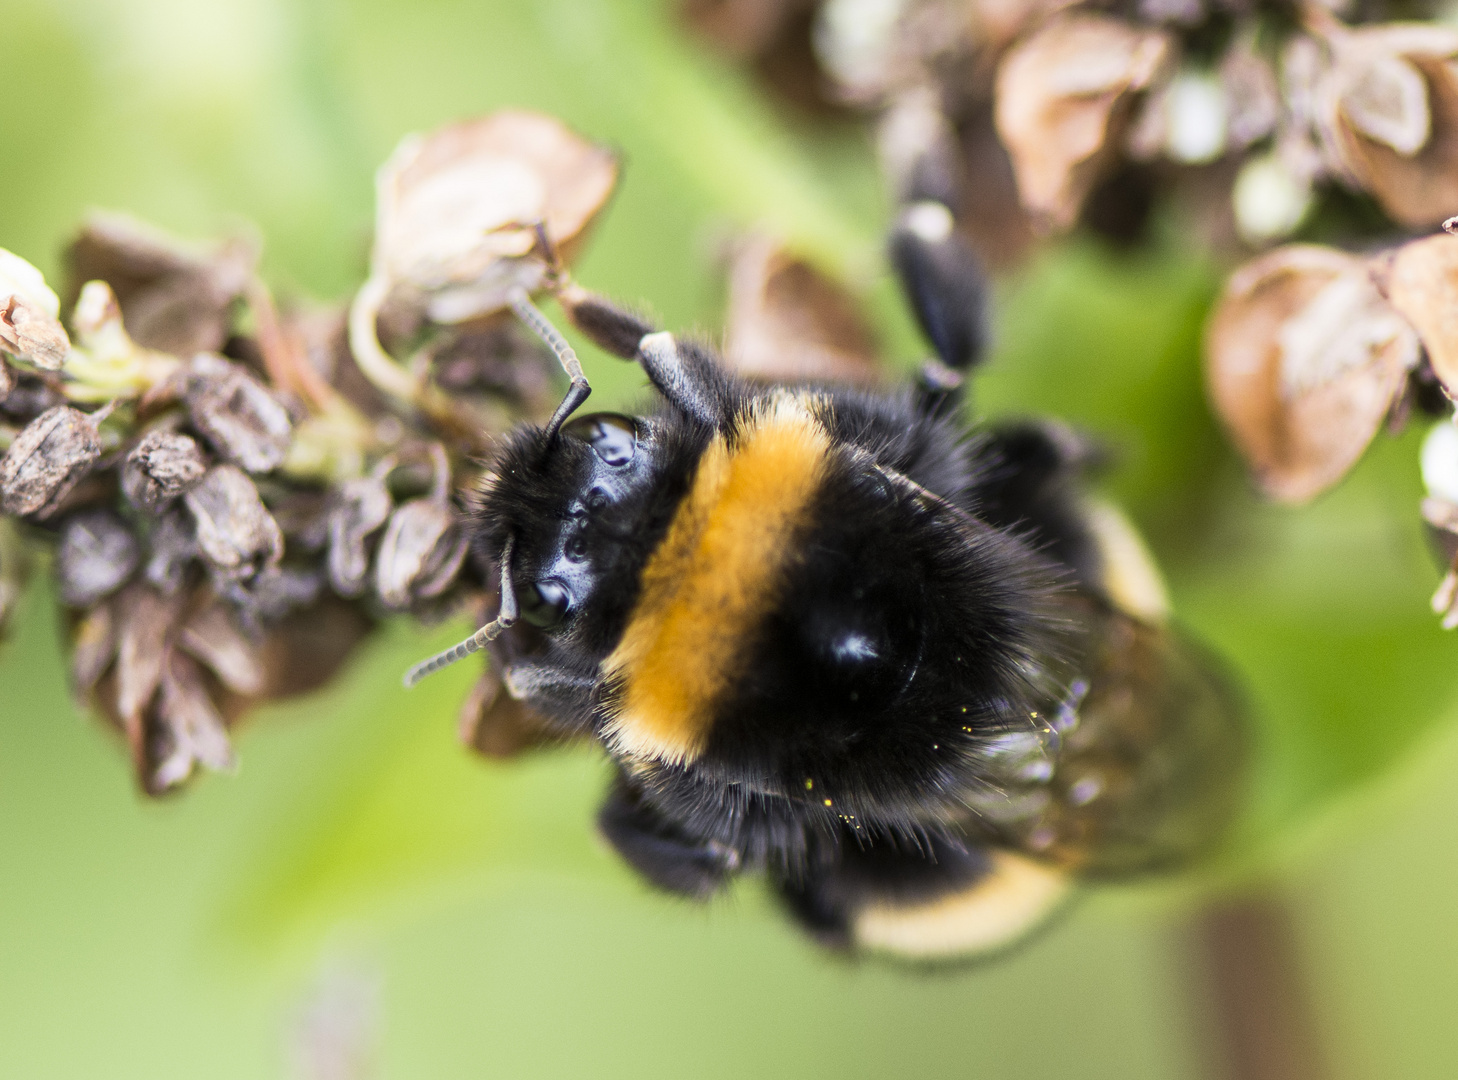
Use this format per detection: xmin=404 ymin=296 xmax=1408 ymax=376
xmin=563 ymin=413 xmax=638 ymax=467
xmin=520 ymin=578 xmax=572 ymax=629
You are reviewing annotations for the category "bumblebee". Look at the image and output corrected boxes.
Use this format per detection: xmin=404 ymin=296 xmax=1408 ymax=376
xmin=406 ymin=197 xmax=1244 ymax=961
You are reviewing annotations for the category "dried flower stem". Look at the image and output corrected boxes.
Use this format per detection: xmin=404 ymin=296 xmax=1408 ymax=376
xmin=347 ymin=274 xmax=488 ymax=454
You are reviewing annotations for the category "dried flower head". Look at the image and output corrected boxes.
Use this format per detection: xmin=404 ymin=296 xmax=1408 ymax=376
xmin=326 ymin=461 xmax=394 ymax=599
xmin=1206 ymin=245 xmax=1420 ymax=503
xmin=1379 ymin=233 xmax=1458 ymax=394
xmin=994 ymin=14 xmax=1173 ymax=228
xmin=1317 ymin=22 xmax=1458 ymax=226
xmin=0 ymin=404 xmax=107 ymax=518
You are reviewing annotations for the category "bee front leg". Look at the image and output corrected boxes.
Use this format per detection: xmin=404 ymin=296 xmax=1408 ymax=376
xmin=501 ymin=660 xmax=600 ymax=720
xmin=558 ymin=286 xmax=740 ymax=428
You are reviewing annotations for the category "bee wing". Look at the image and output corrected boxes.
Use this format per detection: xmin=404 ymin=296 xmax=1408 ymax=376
xmin=968 ymin=609 xmax=1247 ymax=877
xmin=959 ymin=489 xmax=1246 ymax=876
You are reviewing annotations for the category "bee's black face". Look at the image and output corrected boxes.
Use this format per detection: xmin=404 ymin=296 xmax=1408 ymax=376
xmin=479 ymin=410 xmax=702 ymax=661
xmin=514 ymin=413 xmax=645 ymax=632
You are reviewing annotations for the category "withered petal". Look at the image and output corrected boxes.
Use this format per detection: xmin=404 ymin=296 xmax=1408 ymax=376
xmin=179 ymin=602 xmax=265 ymax=696
xmin=723 ymin=235 xmax=884 ymax=387
xmin=1207 ymin=244 xmax=1419 ymax=503
xmin=326 ymin=471 xmax=394 ymax=598
xmin=70 ymin=599 xmax=118 ymax=697
xmin=115 ymin=583 xmax=182 ymax=726
xmin=373 ymin=497 xmax=461 ymax=610
xmin=372 ymin=110 xmax=618 ymax=324
xmin=147 ymin=650 xmax=236 ymax=793
xmin=994 ymin=14 xmax=1174 ymax=228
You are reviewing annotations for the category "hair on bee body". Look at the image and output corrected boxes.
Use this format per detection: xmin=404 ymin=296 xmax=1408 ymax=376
xmin=406 ymin=192 xmax=1244 ymax=962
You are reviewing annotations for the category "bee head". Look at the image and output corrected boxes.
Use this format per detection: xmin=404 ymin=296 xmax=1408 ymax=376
xmin=476 ymin=410 xmax=707 ymax=659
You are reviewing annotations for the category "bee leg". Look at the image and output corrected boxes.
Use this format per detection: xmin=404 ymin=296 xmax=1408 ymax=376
xmin=558 ymin=286 xmax=741 ymax=428
xmin=502 ymin=661 xmax=598 ymax=700
xmin=498 ymin=661 xmax=601 ymax=730
xmin=597 ymin=774 xmax=741 ymax=901
xmin=890 ymin=199 xmax=989 ymax=387
xmin=970 ymin=420 xmax=1108 ymax=589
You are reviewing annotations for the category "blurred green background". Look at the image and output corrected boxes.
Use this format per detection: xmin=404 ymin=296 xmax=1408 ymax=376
xmin=3 ymin=0 xmax=1458 ymax=1076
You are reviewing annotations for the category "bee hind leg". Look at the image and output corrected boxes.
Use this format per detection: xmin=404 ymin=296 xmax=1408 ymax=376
xmin=597 ymin=774 xmax=741 ymax=901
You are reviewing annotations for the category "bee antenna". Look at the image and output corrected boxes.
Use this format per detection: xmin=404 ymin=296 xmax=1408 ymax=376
xmin=402 ymin=537 xmax=520 ymax=688
xmin=507 ymin=285 xmax=591 ymax=441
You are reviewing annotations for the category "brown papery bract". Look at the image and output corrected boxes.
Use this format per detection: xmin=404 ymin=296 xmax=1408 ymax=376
xmin=723 ymin=235 xmax=884 ymax=386
xmin=1380 ymin=233 xmax=1458 ymax=393
xmin=1320 ymin=23 xmax=1458 ymax=226
xmin=994 ymin=14 xmax=1173 ymax=229
xmin=372 ymin=110 xmax=618 ymax=326
xmin=1206 ymin=245 xmax=1419 ymax=503
xmin=66 ymin=212 xmax=257 ymax=356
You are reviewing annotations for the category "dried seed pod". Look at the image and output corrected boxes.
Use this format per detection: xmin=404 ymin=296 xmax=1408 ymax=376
xmin=184 ymin=464 xmax=284 ymax=580
xmin=145 ymin=507 xmax=197 ymax=595
xmin=122 ymin=429 xmax=208 ymax=512
xmin=1380 ymin=233 xmax=1458 ymax=393
xmin=994 ymin=14 xmax=1174 ymax=228
xmin=370 ymin=110 xmax=618 ymax=326
xmin=0 ymin=248 xmax=70 ymax=370
xmin=1320 ymin=23 xmax=1458 ymax=227
xmin=0 ymin=404 xmax=106 ymax=518
xmin=374 ymin=447 xmax=468 ymax=610
xmin=70 ymin=599 xmax=118 ymax=697
xmin=146 ymin=650 xmax=236 ymax=794
xmin=178 ymin=602 xmax=264 ymax=696
xmin=185 ymin=353 xmax=292 ymax=474
xmin=114 ymin=583 xmax=182 ymax=729
xmin=327 ymin=464 xmax=394 ymax=598
xmin=66 ymin=211 xmax=257 ymax=356
xmin=723 ymin=235 xmax=883 ymax=386
xmin=57 ymin=508 xmax=141 ymax=608
xmin=1 ymin=371 xmax=65 ymax=424
xmin=1206 ymin=245 xmax=1420 ymax=503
